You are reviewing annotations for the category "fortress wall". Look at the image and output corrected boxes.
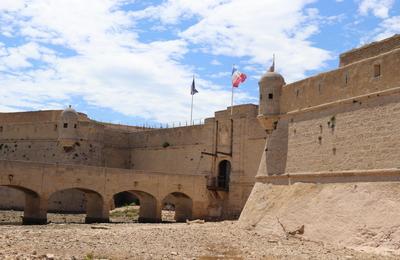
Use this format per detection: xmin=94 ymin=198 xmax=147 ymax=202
xmin=129 ymin=124 xmax=214 ymax=174
xmin=102 ymin=122 xmax=144 ymax=132
xmin=0 ymin=110 xmax=59 ymax=123
xmin=129 ymin=124 xmax=208 ymax=148
xmin=0 ymin=122 xmax=59 ymax=140
xmin=128 ymin=105 xmax=266 ymax=217
xmin=226 ymin=115 xmax=266 ymax=217
xmin=0 ymin=187 xmax=24 ymax=210
xmin=282 ymin=92 xmax=400 ymax=174
xmin=103 ymin=129 xmax=131 ymax=168
xmin=0 ymin=121 xmax=104 ymax=166
xmin=281 ymin=47 xmax=400 ymax=113
xmin=340 ymin=34 xmax=400 ymax=67
xmin=0 ymin=110 xmax=89 ymax=123
xmin=241 ymin=94 xmax=400 ymax=253
xmin=211 ymin=105 xmax=266 ymax=217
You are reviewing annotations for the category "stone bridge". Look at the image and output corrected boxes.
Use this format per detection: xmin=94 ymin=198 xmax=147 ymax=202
xmin=0 ymin=160 xmax=209 ymax=224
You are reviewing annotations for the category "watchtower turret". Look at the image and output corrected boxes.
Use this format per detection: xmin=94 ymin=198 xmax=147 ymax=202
xmin=58 ymin=105 xmax=79 ymax=147
xmin=257 ymin=65 xmax=285 ymax=131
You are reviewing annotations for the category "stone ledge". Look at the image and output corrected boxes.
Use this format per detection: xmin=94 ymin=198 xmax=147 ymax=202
xmin=256 ymin=168 xmax=400 ymax=185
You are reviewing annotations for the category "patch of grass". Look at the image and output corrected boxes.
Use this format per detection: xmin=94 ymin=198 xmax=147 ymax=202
xmin=110 ymin=207 xmax=139 ymax=219
xmin=84 ymin=253 xmax=94 ymax=260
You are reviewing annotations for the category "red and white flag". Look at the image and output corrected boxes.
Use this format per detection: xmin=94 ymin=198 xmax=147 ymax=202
xmin=231 ymin=66 xmax=247 ymax=88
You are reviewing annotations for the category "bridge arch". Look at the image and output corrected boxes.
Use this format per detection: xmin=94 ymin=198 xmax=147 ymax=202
xmin=112 ymin=190 xmax=160 ymax=223
xmin=48 ymin=187 xmax=108 ymax=224
xmin=0 ymin=184 xmax=47 ymax=225
xmin=161 ymin=192 xmax=193 ymax=222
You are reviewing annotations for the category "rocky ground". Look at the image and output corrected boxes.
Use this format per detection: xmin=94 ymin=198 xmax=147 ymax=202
xmin=0 ymin=210 xmax=397 ymax=260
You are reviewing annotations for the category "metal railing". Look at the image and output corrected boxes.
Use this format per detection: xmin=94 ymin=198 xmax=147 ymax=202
xmin=137 ymin=118 xmax=206 ymax=130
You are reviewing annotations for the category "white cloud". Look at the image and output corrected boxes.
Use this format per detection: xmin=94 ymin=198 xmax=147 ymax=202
xmin=0 ymin=0 xmax=332 ymax=123
xmin=378 ymin=16 xmax=400 ymax=38
xmin=209 ymin=71 xmax=230 ymax=79
xmin=356 ymin=0 xmax=400 ymax=43
xmin=357 ymin=0 xmax=394 ymax=19
xmin=210 ymin=59 xmax=222 ymax=66
xmin=0 ymin=0 xmax=25 ymax=12
xmin=142 ymin=0 xmax=332 ymax=82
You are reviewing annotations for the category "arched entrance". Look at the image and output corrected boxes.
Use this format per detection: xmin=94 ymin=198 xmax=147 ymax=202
xmin=217 ymin=160 xmax=231 ymax=191
xmin=0 ymin=185 xmax=46 ymax=225
xmin=48 ymin=188 xmax=108 ymax=224
xmin=111 ymin=190 xmax=160 ymax=223
xmin=162 ymin=192 xmax=193 ymax=222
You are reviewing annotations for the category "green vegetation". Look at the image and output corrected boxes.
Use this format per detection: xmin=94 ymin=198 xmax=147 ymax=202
xmin=109 ymin=206 xmax=139 ymax=219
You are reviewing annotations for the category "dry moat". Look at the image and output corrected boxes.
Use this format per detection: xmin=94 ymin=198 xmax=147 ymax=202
xmin=0 ymin=209 xmax=396 ymax=260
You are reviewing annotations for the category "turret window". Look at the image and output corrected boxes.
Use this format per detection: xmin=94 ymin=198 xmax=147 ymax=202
xmin=74 ymin=124 xmax=77 ymax=129
xmin=268 ymin=93 xmax=273 ymax=99
xmin=63 ymin=123 xmax=68 ymax=128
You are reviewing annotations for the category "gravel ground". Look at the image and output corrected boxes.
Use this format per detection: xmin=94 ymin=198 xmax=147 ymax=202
xmin=0 ymin=211 xmax=396 ymax=259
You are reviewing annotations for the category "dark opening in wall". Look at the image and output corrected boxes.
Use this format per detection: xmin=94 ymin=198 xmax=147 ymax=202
xmin=74 ymin=124 xmax=77 ymax=129
xmin=268 ymin=93 xmax=273 ymax=99
xmin=217 ymin=160 xmax=231 ymax=191
xmin=296 ymin=89 xmax=300 ymax=97
xmin=0 ymin=126 xmax=3 ymax=132
xmin=63 ymin=123 xmax=68 ymax=128
xmin=374 ymin=64 xmax=381 ymax=78
xmin=54 ymin=124 xmax=57 ymax=131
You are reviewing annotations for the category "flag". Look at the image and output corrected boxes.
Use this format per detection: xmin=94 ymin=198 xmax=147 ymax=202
xmin=190 ymin=77 xmax=198 ymax=95
xmin=231 ymin=66 xmax=247 ymax=88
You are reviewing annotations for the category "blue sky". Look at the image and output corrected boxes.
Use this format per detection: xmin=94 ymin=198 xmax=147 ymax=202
xmin=0 ymin=0 xmax=399 ymax=126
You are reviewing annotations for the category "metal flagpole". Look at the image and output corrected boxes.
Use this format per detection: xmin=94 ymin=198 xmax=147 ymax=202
xmin=231 ymin=85 xmax=234 ymax=116
xmin=231 ymin=64 xmax=235 ymax=116
xmin=190 ymin=93 xmax=194 ymax=125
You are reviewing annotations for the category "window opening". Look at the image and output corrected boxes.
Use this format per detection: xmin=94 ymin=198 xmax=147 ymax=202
xmin=217 ymin=160 xmax=231 ymax=191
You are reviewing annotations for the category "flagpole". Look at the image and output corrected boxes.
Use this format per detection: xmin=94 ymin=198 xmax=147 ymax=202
xmin=190 ymin=93 xmax=194 ymax=125
xmin=231 ymin=85 xmax=234 ymax=116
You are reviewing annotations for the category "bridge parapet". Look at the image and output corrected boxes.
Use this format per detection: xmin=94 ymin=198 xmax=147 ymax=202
xmin=0 ymin=159 xmax=210 ymax=224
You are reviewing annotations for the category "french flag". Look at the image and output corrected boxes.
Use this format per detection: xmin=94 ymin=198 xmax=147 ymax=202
xmin=231 ymin=66 xmax=247 ymax=88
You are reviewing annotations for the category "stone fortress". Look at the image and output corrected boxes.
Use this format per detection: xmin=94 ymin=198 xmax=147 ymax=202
xmin=1 ymin=34 xmax=400 ymax=241
xmin=240 ymin=34 xmax=400 ymax=247
xmin=0 ymin=100 xmax=266 ymax=223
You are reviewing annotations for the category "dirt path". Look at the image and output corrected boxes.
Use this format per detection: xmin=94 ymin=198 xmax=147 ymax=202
xmin=0 ymin=211 xmax=396 ymax=259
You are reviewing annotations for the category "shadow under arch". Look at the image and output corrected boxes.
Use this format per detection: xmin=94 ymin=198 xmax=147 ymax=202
xmin=162 ymin=192 xmax=193 ymax=222
xmin=0 ymin=184 xmax=46 ymax=225
xmin=48 ymin=188 xmax=108 ymax=224
xmin=111 ymin=190 xmax=160 ymax=223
